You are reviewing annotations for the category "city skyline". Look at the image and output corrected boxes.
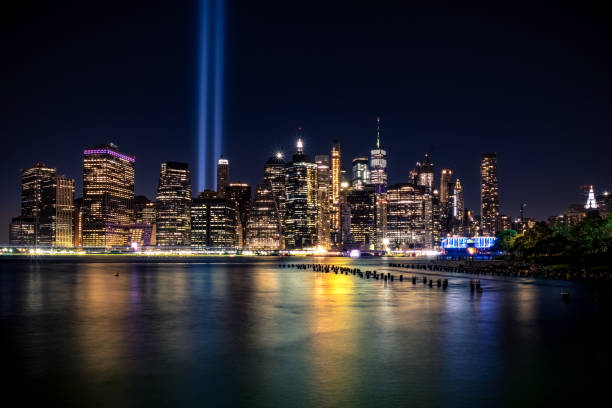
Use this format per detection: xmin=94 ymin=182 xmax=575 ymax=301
xmin=1 ymin=1 xmax=611 ymax=242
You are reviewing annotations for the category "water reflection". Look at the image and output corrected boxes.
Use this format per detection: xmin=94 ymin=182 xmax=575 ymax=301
xmin=0 ymin=259 xmax=609 ymax=407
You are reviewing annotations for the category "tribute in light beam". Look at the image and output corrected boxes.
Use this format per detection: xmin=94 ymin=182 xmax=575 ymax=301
xmin=197 ymin=0 xmax=225 ymax=193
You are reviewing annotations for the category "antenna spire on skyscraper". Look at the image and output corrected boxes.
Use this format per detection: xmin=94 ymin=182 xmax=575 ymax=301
xmin=376 ymin=116 xmax=381 ymax=149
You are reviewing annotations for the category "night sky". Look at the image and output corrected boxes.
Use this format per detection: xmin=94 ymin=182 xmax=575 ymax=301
xmin=2 ymin=1 xmax=611 ymax=243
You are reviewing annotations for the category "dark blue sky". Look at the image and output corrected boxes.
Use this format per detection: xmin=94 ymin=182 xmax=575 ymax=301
xmin=1 ymin=1 xmax=611 ymax=242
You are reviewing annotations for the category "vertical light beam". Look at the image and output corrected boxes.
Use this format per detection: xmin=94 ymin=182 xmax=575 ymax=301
xmin=212 ymin=0 xmax=225 ymax=191
xmin=197 ymin=0 xmax=211 ymax=193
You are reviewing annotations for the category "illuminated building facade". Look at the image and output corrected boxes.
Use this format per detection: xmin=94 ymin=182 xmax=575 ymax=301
xmin=191 ymin=195 xmax=237 ymax=248
xmin=331 ymin=140 xmax=341 ymax=231
xmin=73 ymin=198 xmax=83 ymax=247
xmin=439 ymin=169 xmax=453 ymax=205
xmin=155 ymin=162 xmax=191 ymax=246
xmin=263 ymin=154 xmax=286 ymax=248
xmin=416 ymin=154 xmax=435 ymax=191
xmin=351 ymin=157 xmax=370 ymax=190
xmin=370 ymin=116 xmax=387 ymax=191
xmin=82 ymin=143 xmax=135 ymax=247
xmin=21 ymin=164 xmax=56 ymax=218
xmin=386 ymin=183 xmax=433 ymax=249
xmin=39 ymin=175 xmax=75 ymax=247
xmin=315 ymin=155 xmax=332 ymax=249
xmin=9 ymin=216 xmax=37 ymax=246
xmin=226 ymin=182 xmax=252 ymax=246
xmin=453 ymin=178 xmax=464 ymax=221
xmin=245 ymin=183 xmax=281 ymax=250
xmin=217 ymin=157 xmax=229 ymax=198
xmin=585 ymin=185 xmax=597 ymax=209
xmin=347 ymin=187 xmax=376 ymax=249
xmin=284 ymin=138 xmax=318 ymax=249
xmin=130 ymin=196 xmax=156 ymax=247
xmin=480 ymin=153 xmax=499 ymax=236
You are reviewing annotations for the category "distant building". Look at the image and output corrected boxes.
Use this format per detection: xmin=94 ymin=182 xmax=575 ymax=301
xmin=331 ymin=140 xmax=341 ymax=232
xmin=38 ymin=175 xmax=75 ymax=247
xmin=351 ymin=157 xmax=370 ymax=190
xmin=439 ymin=169 xmax=453 ymax=205
xmin=131 ymin=196 xmax=156 ymax=247
xmin=191 ymin=194 xmax=237 ymax=248
xmin=370 ymin=116 xmax=387 ymax=191
xmin=155 ymin=162 xmax=191 ymax=246
xmin=347 ymin=187 xmax=376 ymax=249
xmin=226 ymin=182 xmax=252 ymax=247
xmin=480 ymin=153 xmax=499 ymax=236
xmin=216 ymin=157 xmax=229 ymax=198
xmin=386 ymin=183 xmax=433 ymax=249
xmin=245 ymin=184 xmax=281 ymax=250
xmin=9 ymin=216 xmax=37 ymax=246
xmin=497 ymin=214 xmax=512 ymax=231
xmin=284 ymin=137 xmax=318 ymax=249
xmin=21 ymin=163 xmax=56 ymax=218
xmin=10 ymin=164 xmax=75 ymax=247
xmin=315 ymin=155 xmax=332 ymax=249
xmin=82 ymin=143 xmax=135 ymax=247
xmin=416 ymin=154 xmax=434 ymax=192
xmin=73 ymin=197 xmax=83 ymax=247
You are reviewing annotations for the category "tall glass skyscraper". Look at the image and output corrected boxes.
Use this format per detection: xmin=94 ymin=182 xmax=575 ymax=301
xmin=331 ymin=140 xmax=341 ymax=231
xmin=315 ymin=155 xmax=331 ymax=249
xmin=216 ymin=157 xmax=229 ymax=198
xmin=155 ymin=162 xmax=191 ymax=246
xmin=82 ymin=143 xmax=135 ymax=247
xmin=370 ymin=116 xmax=387 ymax=191
xmin=480 ymin=153 xmax=499 ymax=236
xmin=284 ymin=138 xmax=318 ymax=249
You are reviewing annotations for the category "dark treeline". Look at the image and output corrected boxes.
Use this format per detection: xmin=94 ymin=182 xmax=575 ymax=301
xmin=495 ymin=212 xmax=611 ymax=275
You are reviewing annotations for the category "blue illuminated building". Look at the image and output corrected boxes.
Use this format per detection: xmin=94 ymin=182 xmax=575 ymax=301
xmin=441 ymin=236 xmax=497 ymax=250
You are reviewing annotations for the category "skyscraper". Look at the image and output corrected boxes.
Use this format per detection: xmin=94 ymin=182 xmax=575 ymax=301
xmin=21 ymin=163 xmax=56 ymax=218
xmin=585 ymin=185 xmax=597 ymax=209
xmin=82 ymin=143 xmax=135 ymax=247
xmin=351 ymin=157 xmax=370 ymax=190
xmin=155 ymin=162 xmax=191 ymax=246
xmin=331 ymin=140 xmax=341 ymax=231
xmin=315 ymin=155 xmax=332 ymax=249
xmin=284 ymin=137 xmax=318 ymax=249
xmin=439 ymin=169 xmax=453 ymax=205
xmin=225 ymin=182 xmax=252 ymax=246
xmin=453 ymin=178 xmax=464 ymax=222
xmin=370 ymin=116 xmax=387 ymax=191
xmin=191 ymin=193 xmax=237 ymax=248
xmin=416 ymin=154 xmax=434 ymax=191
xmin=216 ymin=157 xmax=229 ymax=198
xmin=347 ymin=186 xmax=376 ymax=249
xmin=480 ymin=153 xmax=499 ymax=236
xmin=245 ymin=184 xmax=282 ymax=250
xmin=263 ymin=153 xmax=286 ymax=248
xmin=9 ymin=163 xmax=57 ymax=246
xmin=38 ymin=175 xmax=75 ymax=247
xmin=387 ymin=183 xmax=433 ymax=249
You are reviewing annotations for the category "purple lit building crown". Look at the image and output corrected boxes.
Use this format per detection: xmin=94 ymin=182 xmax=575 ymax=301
xmin=83 ymin=149 xmax=135 ymax=163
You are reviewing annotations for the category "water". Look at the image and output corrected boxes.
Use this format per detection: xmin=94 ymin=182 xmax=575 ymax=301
xmin=1 ymin=257 xmax=610 ymax=407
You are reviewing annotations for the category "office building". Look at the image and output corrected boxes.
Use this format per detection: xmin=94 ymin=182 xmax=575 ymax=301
xmin=82 ymin=143 xmax=135 ymax=247
xmin=370 ymin=116 xmax=387 ymax=191
xmin=352 ymin=157 xmax=370 ymax=190
xmin=155 ymin=162 xmax=191 ymax=246
xmin=480 ymin=153 xmax=499 ymax=236
xmin=191 ymin=194 xmax=237 ymax=248
xmin=284 ymin=137 xmax=318 ymax=249
xmin=217 ymin=157 xmax=229 ymax=198
xmin=245 ymin=183 xmax=282 ymax=250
